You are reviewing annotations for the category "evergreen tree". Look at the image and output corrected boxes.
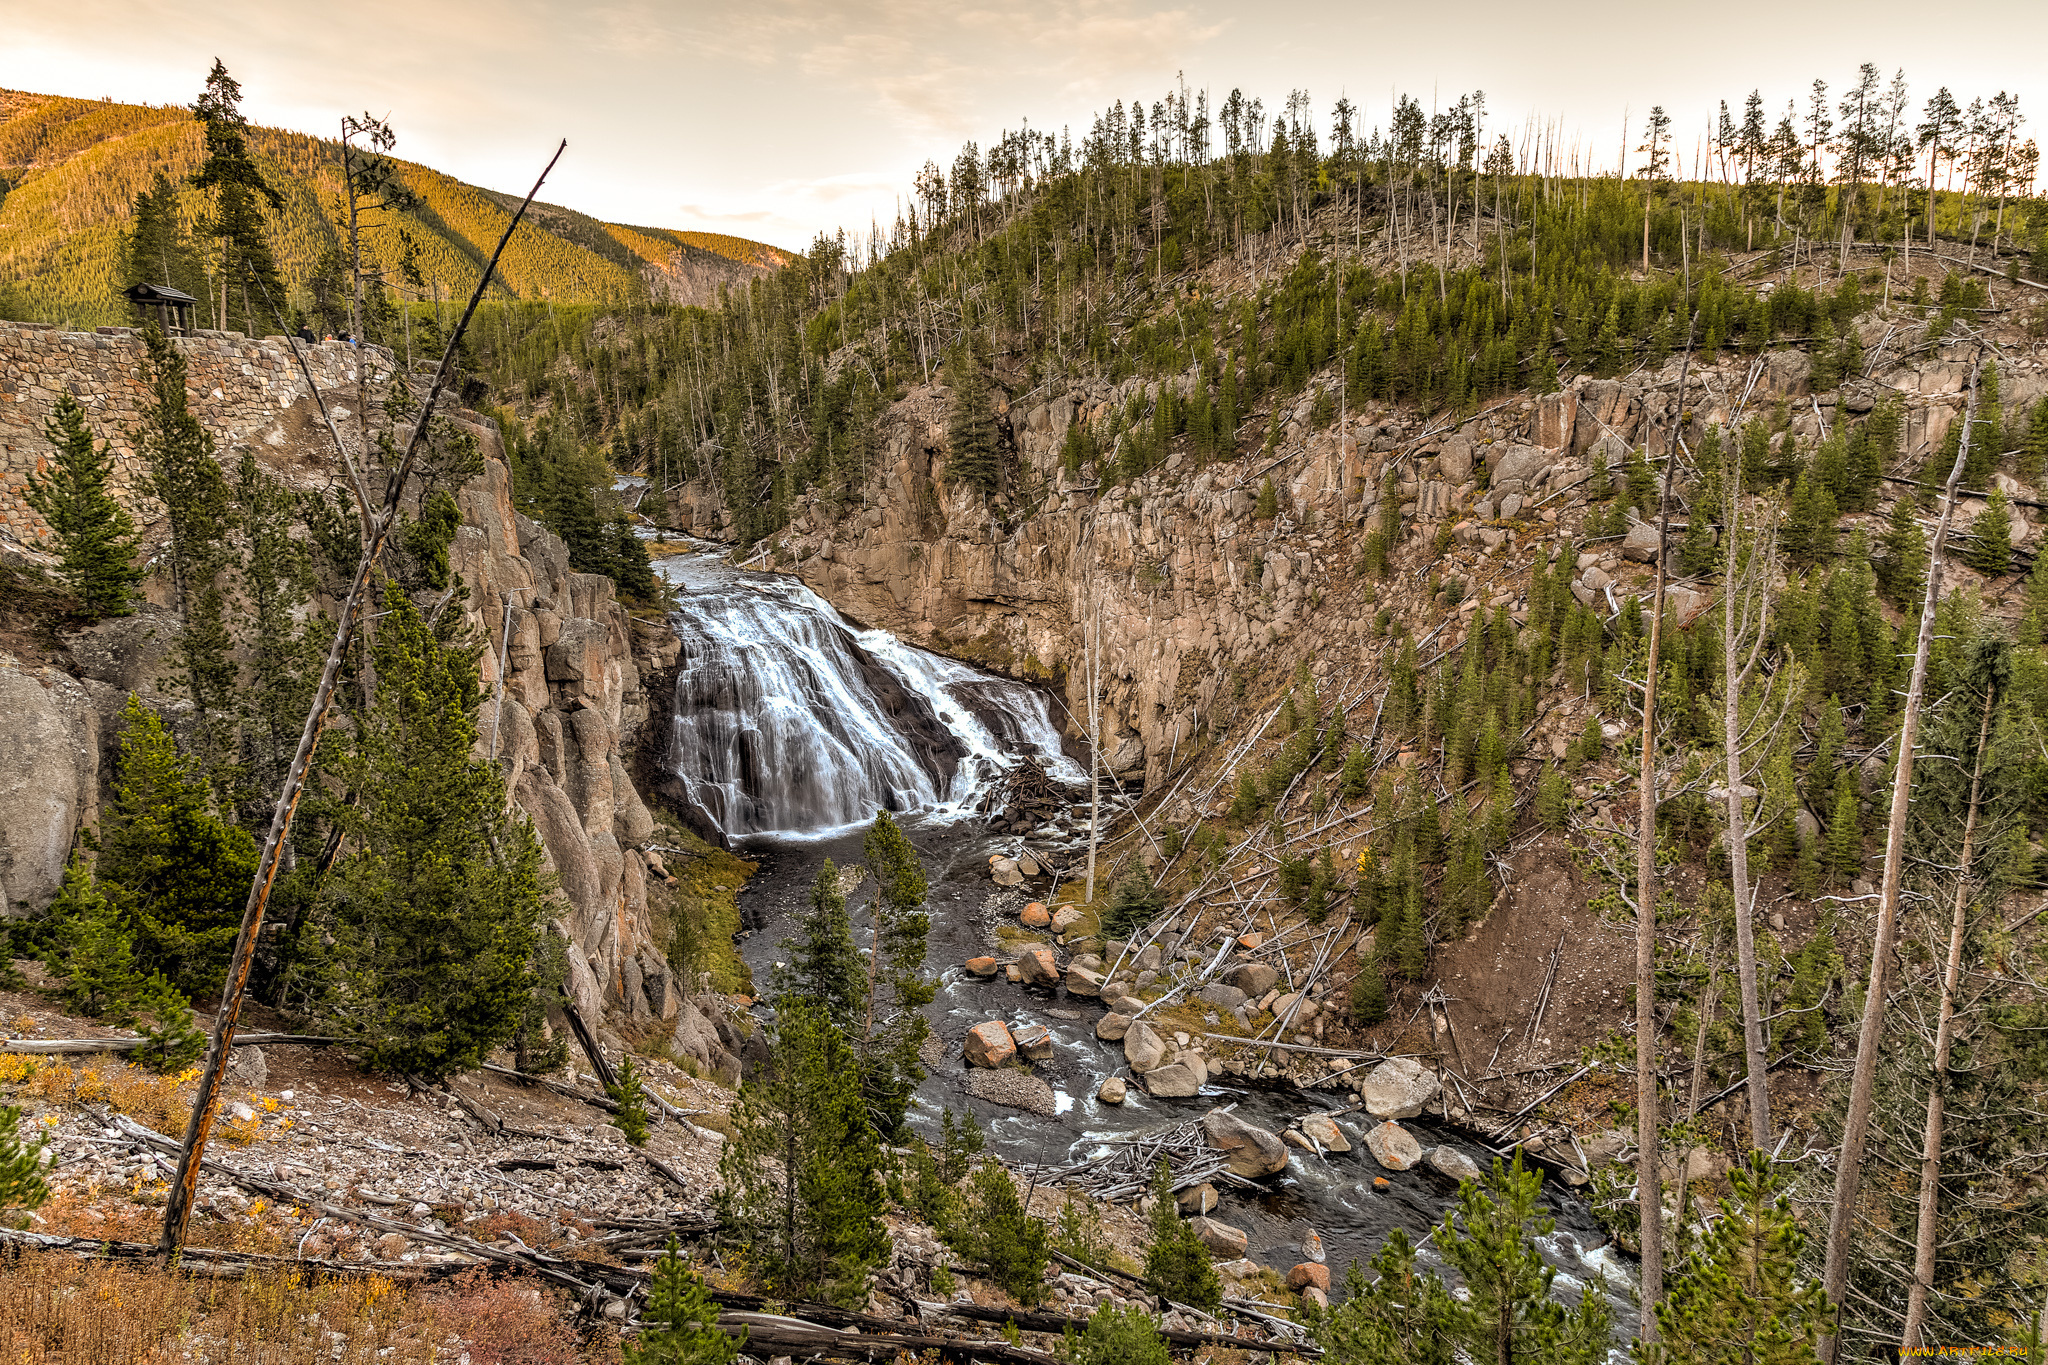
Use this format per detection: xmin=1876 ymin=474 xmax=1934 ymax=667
xmin=1257 ymin=476 xmax=1279 ymax=519
xmin=97 ymin=697 xmax=257 ymax=995
xmin=1103 ymin=869 xmax=1165 ymax=938
xmin=189 ymin=60 xmax=285 ymax=335
xmin=0 ymin=1104 xmax=49 ymax=1222
xmin=1645 ymin=1153 xmax=1831 ymax=1365
xmin=1143 ymin=1163 xmax=1222 ymax=1311
xmin=123 ymin=170 xmax=201 ymax=302
xmin=1876 ymin=497 xmax=1928 ymax=605
xmin=130 ymin=970 xmax=207 ymax=1073
xmin=859 ymin=810 xmax=933 ymax=1139
xmin=1535 ymin=767 xmax=1571 ymax=830
xmin=609 ymin=1056 xmax=652 ymax=1146
xmin=1067 ymin=1305 xmax=1172 ymax=1365
xmin=946 ymin=350 xmax=1002 ymax=497
xmin=1341 ymin=742 xmax=1371 ymax=799
xmin=718 ymin=998 xmax=887 ymax=1304
xmin=42 ymin=852 xmax=140 ymax=1020
xmin=1437 ymin=1154 xmax=1611 ymax=1365
xmin=1318 ymin=1228 xmax=1458 ymax=1365
xmin=625 ymin=1239 xmax=741 ymax=1365
xmin=26 ymin=393 xmax=143 ymax=620
xmin=136 ymin=328 xmax=237 ymax=757
xmin=956 ymin=1162 xmax=1051 ymax=1303
xmin=307 ymin=586 xmax=548 ymax=1078
xmin=233 ymin=452 xmax=318 ymax=810
xmin=1963 ymin=487 xmax=2013 ymax=575
xmin=778 ymin=860 xmax=865 ymax=1029
xmin=1350 ymin=962 xmax=1390 ymax=1024
xmin=1825 ymin=771 xmax=1862 ymax=886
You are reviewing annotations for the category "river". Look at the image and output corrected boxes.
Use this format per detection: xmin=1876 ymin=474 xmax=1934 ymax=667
xmin=653 ymin=545 xmax=1635 ymax=1338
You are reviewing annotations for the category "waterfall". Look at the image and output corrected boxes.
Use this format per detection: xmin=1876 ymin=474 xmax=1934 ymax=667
xmin=660 ymin=556 xmax=1082 ymax=840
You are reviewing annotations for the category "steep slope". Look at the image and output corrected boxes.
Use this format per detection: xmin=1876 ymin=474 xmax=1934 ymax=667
xmin=0 ymin=87 xmax=790 ymax=326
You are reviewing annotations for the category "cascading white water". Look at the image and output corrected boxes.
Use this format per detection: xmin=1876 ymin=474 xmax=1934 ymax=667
xmin=659 ymin=552 xmax=1083 ymax=840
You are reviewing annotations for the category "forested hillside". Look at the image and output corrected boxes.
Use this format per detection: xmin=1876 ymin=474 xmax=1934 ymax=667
xmin=466 ymin=66 xmax=2048 ymax=1360
xmin=0 ymin=82 xmax=791 ymax=329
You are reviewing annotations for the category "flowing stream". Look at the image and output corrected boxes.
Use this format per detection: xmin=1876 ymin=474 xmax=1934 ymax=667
xmin=655 ymin=547 xmax=1633 ymax=1345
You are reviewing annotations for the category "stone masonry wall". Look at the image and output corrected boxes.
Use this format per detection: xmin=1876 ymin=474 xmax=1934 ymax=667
xmin=0 ymin=319 xmax=395 ymax=554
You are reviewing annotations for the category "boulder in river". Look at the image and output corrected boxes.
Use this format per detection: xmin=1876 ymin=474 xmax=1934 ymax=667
xmin=1299 ymin=1113 xmax=1351 ymax=1152
xmin=1097 ymin=1076 xmax=1127 ymax=1104
xmin=1202 ymin=1108 xmax=1290 ymax=1178
xmin=964 ymin=956 xmax=999 ymax=977
xmin=1427 ymin=1146 xmax=1484 ymax=1183
xmin=1123 ymin=1021 xmax=1168 ymax=1072
xmin=1017 ymin=946 xmax=1059 ymax=987
xmin=1018 ymin=854 xmax=1041 ymax=877
xmin=1011 ymin=1022 xmax=1054 ymax=1061
xmin=1065 ymin=965 xmax=1105 ymax=997
xmin=1143 ymin=1062 xmax=1201 ymax=1098
xmin=964 ymin=1021 xmax=1016 ymax=1068
xmin=1362 ymin=1057 xmax=1441 ymax=1120
xmin=1095 ymin=1011 xmax=1132 ymax=1041
xmin=1365 ymin=1120 xmax=1424 ymax=1171
xmin=1189 ymin=1217 xmax=1248 ymax=1257
xmin=1175 ymin=1182 xmax=1217 ymax=1215
xmin=991 ymin=857 xmax=1025 ymax=887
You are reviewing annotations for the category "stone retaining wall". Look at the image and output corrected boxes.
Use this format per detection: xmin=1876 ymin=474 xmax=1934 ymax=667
xmin=0 ymin=319 xmax=396 ymax=551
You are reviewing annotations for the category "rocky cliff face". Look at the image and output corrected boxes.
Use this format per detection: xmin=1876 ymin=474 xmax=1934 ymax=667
xmin=0 ymin=322 xmax=738 ymax=1073
xmin=751 ymin=331 xmax=2048 ymax=806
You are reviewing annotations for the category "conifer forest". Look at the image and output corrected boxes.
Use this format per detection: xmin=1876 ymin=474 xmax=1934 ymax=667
xmin=2 ymin=46 xmax=2047 ymax=1365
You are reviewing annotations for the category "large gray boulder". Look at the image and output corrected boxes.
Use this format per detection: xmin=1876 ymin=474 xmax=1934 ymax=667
xmin=1143 ymin=1062 xmax=1202 ymax=1097
xmin=1203 ymin=1108 xmax=1290 ymax=1178
xmin=1486 ymin=443 xmax=1552 ymax=492
xmin=1188 ymin=1216 xmax=1248 ymax=1257
xmin=1362 ymin=1057 xmax=1441 ymax=1120
xmin=1124 ymin=1021 xmax=1168 ymax=1072
xmin=1365 ymin=1121 xmax=1424 ymax=1171
xmin=0 ymin=664 xmax=102 ymax=916
xmin=1228 ymin=962 xmax=1279 ymax=996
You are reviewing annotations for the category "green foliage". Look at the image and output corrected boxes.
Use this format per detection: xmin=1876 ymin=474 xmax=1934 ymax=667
xmin=130 ymin=970 xmax=207 ymax=1073
xmin=304 ymin=586 xmax=547 ymax=1078
xmin=609 ymin=1056 xmax=652 ymax=1146
xmin=0 ymin=1104 xmax=50 ymax=1224
xmin=97 ymin=696 xmax=257 ymax=995
xmin=26 ymin=392 xmax=143 ymax=620
xmin=1645 ymin=1153 xmax=1830 ymax=1365
xmin=1065 ymin=1305 xmax=1172 ymax=1365
xmin=954 ymin=1162 xmax=1051 ymax=1303
xmin=859 ymin=810 xmax=934 ymax=1139
xmin=777 ymin=859 xmax=865 ymax=1030
xmin=1964 ymin=487 xmax=2014 ymax=576
xmin=1535 ymin=766 xmax=1571 ymax=830
xmin=1340 ymin=742 xmax=1371 ymax=799
xmin=947 ymin=350 xmax=1003 ymax=497
xmin=1318 ymin=1229 xmax=1458 ymax=1365
xmin=1350 ymin=962 xmax=1389 ymax=1025
xmin=1102 ymin=870 xmax=1165 ymax=939
xmin=1143 ymin=1164 xmax=1221 ymax=1312
xmin=718 ymin=998 xmax=887 ymax=1304
xmin=42 ymin=852 xmax=140 ymax=1020
xmin=1256 ymin=476 xmax=1279 ymax=519
xmin=1435 ymin=1154 xmax=1611 ymax=1365
xmin=626 ymin=1239 xmax=743 ymax=1365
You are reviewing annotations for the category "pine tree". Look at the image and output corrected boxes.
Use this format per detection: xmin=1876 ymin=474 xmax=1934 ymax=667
xmin=1350 ymin=962 xmax=1390 ymax=1024
xmin=0 ymin=1104 xmax=49 ymax=1221
xmin=956 ymin=1162 xmax=1051 ymax=1303
xmin=1341 ymin=742 xmax=1371 ymax=799
xmin=946 ymin=350 xmax=1002 ymax=497
xmin=1963 ymin=487 xmax=2013 ymax=575
xmin=42 ymin=852 xmax=140 ymax=1020
xmin=123 ymin=170 xmax=202 ymax=303
xmin=1068 ymin=1305 xmax=1173 ymax=1365
xmin=1143 ymin=1163 xmax=1221 ymax=1311
xmin=130 ymin=970 xmax=207 ymax=1074
xmin=1317 ymin=1228 xmax=1458 ymax=1365
xmin=779 ymin=860 xmax=866 ymax=1028
xmin=1645 ymin=1153 xmax=1831 ymax=1365
xmin=859 ymin=811 xmax=933 ymax=1139
xmin=1825 ymin=771 xmax=1862 ymax=886
xmin=610 ymin=1056 xmax=652 ymax=1146
xmin=1437 ymin=1154 xmax=1611 ymax=1365
xmin=189 ymin=60 xmax=285 ymax=335
xmin=97 ymin=697 xmax=256 ymax=996
xmin=26 ymin=393 xmax=143 ymax=620
xmin=136 ymin=328 xmax=237 ymax=753
xmin=1536 ymin=767 xmax=1571 ymax=830
xmin=307 ymin=586 xmax=548 ymax=1078
xmin=1257 ymin=476 xmax=1279 ymax=518
xmin=625 ymin=1239 xmax=741 ymax=1365
xmin=717 ymin=998 xmax=887 ymax=1304
xmin=1877 ymin=497 xmax=1928 ymax=605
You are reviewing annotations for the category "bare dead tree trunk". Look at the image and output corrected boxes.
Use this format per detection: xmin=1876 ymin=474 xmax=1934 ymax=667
xmin=1820 ymin=357 xmax=1980 ymax=1361
xmin=1722 ymin=469 xmax=1778 ymax=1151
xmin=1901 ymin=683 xmax=1995 ymax=1348
xmin=1634 ymin=347 xmax=1691 ymax=1343
xmin=158 ymin=141 xmax=567 ymax=1259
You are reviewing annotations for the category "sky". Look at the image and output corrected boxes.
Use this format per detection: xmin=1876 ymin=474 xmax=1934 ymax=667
xmin=7 ymin=0 xmax=2047 ymax=253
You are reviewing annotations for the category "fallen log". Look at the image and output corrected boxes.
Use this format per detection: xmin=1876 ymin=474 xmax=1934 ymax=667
xmin=1 ymin=1032 xmax=340 ymax=1056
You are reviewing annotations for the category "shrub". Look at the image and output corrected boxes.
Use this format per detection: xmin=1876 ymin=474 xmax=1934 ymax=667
xmin=1142 ymin=1164 xmax=1220 ymax=1312
xmin=1066 ymin=1304 xmax=1171 ymax=1365
xmin=0 ymin=1104 xmax=50 ymax=1221
xmin=953 ymin=1163 xmax=1050 ymax=1304
xmin=609 ymin=1056 xmax=651 ymax=1146
xmin=626 ymin=1239 xmax=740 ymax=1365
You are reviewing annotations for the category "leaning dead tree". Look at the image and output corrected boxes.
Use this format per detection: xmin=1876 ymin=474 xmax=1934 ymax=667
xmin=157 ymin=140 xmax=568 ymax=1258
xmin=1820 ymin=355 xmax=1980 ymax=1361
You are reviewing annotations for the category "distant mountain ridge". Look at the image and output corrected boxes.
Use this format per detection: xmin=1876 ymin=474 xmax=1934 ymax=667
xmin=0 ymin=87 xmax=791 ymax=327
